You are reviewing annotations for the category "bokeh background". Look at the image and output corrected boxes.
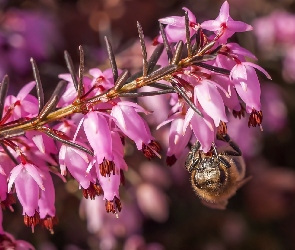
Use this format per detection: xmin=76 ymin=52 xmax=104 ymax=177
xmin=2 ymin=0 xmax=295 ymax=249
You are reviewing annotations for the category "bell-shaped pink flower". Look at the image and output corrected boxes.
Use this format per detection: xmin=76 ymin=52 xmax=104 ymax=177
xmin=230 ymin=61 xmax=271 ymax=113
xmin=194 ymin=78 xmax=228 ymax=126
xmin=38 ymin=169 xmax=55 ymax=219
xmin=111 ymin=101 xmax=153 ymax=150
xmin=59 ymin=144 xmax=92 ymax=189
xmin=212 ymin=74 xmax=241 ymax=112
xmin=0 ymin=152 xmax=14 ymax=203
xmin=111 ymin=131 xmax=128 ymax=171
xmin=98 ymin=172 xmax=120 ymax=202
xmin=184 ymin=107 xmax=215 ymax=153
xmin=8 ymin=163 xmax=44 ymax=217
xmin=98 ymin=171 xmax=122 ymax=214
xmin=83 ymin=111 xmax=113 ymax=163
xmin=157 ymin=112 xmax=192 ymax=166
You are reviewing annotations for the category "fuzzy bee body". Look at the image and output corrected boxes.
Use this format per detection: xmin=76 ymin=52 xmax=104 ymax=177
xmin=185 ymin=135 xmax=249 ymax=209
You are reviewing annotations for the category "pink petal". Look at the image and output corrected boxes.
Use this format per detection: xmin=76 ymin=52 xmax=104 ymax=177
xmin=167 ymin=117 xmax=192 ymax=159
xmin=84 ymin=112 xmax=113 ymax=163
xmin=218 ymin=1 xmax=230 ymax=23
xmin=226 ymin=43 xmax=257 ymax=60
xmin=8 ymin=164 xmax=23 ymax=192
xmin=234 ymin=67 xmax=261 ymax=112
xmin=182 ymin=7 xmax=196 ymax=23
xmin=156 ymin=112 xmax=182 ymax=130
xmin=89 ymin=68 xmax=103 ymax=78
xmin=159 ymin=16 xmax=185 ymax=27
xmin=118 ymin=101 xmax=150 ymax=115
xmin=31 ymin=134 xmax=45 ymax=153
xmin=25 ymin=163 xmax=45 ymax=190
xmin=15 ymin=170 xmax=39 ymax=216
xmin=195 ymin=80 xmax=228 ymax=126
xmin=38 ymin=171 xmax=55 ymax=218
xmin=64 ymin=147 xmax=92 ymax=189
xmin=58 ymin=73 xmax=73 ymax=82
xmin=201 ymin=20 xmax=221 ymax=31
xmin=227 ymin=21 xmax=253 ymax=32
xmin=230 ymin=64 xmax=247 ymax=80
xmin=21 ymin=99 xmax=39 ymax=116
xmin=243 ymin=62 xmax=272 ymax=79
xmin=190 ymin=110 xmax=215 ymax=153
xmin=17 ymin=81 xmax=36 ymax=100
xmin=98 ymin=173 xmax=120 ymax=201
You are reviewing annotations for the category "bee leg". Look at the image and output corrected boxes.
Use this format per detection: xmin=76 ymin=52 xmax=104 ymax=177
xmin=190 ymin=141 xmax=201 ymax=155
xmin=217 ymin=133 xmax=242 ymax=156
xmin=188 ymin=155 xmax=201 ymax=172
xmin=212 ymin=141 xmax=236 ymax=168
xmin=219 ymin=156 xmax=231 ymax=168
xmin=185 ymin=141 xmax=201 ymax=172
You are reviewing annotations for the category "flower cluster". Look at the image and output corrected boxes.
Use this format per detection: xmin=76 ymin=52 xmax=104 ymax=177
xmin=0 ymin=1 xmax=268 ymax=239
xmin=156 ymin=1 xmax=270 ymax=165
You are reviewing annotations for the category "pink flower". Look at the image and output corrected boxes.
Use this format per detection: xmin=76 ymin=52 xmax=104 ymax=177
xmin=0 ymin=152 xmax=14 ymax=204
xmin=111 ymin=101 xmax=153 ymax=150
xmin=155 ymin=7 xmax=197 ymax=44
xmin=3 ymin=81 xmax=38 ymax=122
xmin=59 ymin=144 xmax=92 ymax=189
xmin=230 ymin=61 xmax=271 ymax=113
xmin=215 ymin=43 xmax=257 ymax=70
xmin=157 ymin=112 xmax=192 ymax=166
xmin=211 ymin=74 xmax=241 ymax=112
xmin=57 ymin=74 xmax=92 ymax=107
xmin=111 ymin=131 xmax=128 ymax=171
xmin=98 ymin=173 xmax=120 ymax=202
xmin=201 ymin=1 xmax=252 ymax=43
xmin=184 ymin=107 xmax=215 ymax=153
xmin=8 ymin=162 xmax=44 ymax=228
xmin=89 ymin=68 xmax=116 ymax=91
xmin=38 ymin=168 xmax=57 ymax=233
xmin=83 ymin=111 xmax=113 ymax=164
xmin=193 ymin=78 xmax=228 ymax=126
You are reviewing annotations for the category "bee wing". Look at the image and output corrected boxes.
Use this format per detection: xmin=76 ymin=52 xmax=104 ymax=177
xmin=236 ymin=176 xmax=252 ymax=188
xmin=201 ymin=199 xmax=228 ymax=210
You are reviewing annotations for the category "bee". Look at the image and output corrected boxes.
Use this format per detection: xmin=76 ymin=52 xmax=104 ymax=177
xmin=185 ymin=134 xmax=250 ymax=209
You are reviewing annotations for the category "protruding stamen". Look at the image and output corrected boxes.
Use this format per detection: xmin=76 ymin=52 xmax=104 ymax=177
xmin=105 ymin=196 xmax=122 ymax=214
xmin=40 ymin=215 xmax=58 ymax=234
xmin=217 ymin=121 xmax=227 ymax=135
xmin=99 ymin=159 xmax=116 ymax=177
xmin=82 ymin=182 xmax=103 ymax=199
xmin=24 ymin=211 xmax=40 ymax=229
xmin=248 ymin=109 xmax=263 ymax=128
xmin=142 ymin=140 xmax=161 ymax=160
